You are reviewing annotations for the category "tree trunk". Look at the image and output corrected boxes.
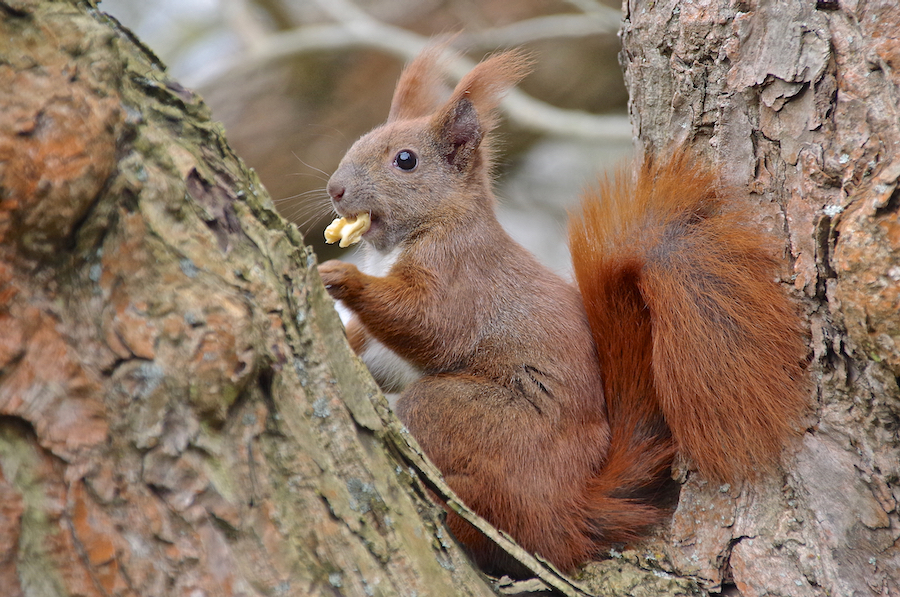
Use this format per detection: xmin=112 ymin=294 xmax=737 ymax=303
xmin=616 ymin=1 xmax=900 ymax=596
xmin=0 ymin=2 xmax=495 ymax=595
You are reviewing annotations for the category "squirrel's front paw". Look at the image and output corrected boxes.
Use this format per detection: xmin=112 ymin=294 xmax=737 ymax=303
xmin=318 ymin=260 xmax=359 ymax=300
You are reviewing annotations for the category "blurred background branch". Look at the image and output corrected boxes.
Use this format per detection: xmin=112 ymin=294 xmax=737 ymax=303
xmin=101 ymin=0 xmax=632 ymax=271
xmin=207 ymin=0 xmax=630 ymax=140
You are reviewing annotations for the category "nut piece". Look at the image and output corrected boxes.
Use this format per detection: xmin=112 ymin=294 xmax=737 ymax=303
xmin=324 ymin=213 xmax=371 ymax=248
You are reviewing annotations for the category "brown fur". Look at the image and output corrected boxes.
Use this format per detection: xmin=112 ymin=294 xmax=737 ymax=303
xmin=387 ymin=44 xmax=451 ymax=123
xmin=318 ymin=50 xmax=808 ymax=574
xmin=569 ymin=153 xmax=809 ymax=482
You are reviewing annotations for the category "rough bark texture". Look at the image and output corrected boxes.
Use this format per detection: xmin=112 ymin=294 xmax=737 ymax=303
xmin=616 ymin=1 xmax=900 ymax=596
xmin=0 ymin=2 xmax=495 ymax=595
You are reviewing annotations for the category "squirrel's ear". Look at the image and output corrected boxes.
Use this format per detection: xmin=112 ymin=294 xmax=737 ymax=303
xmin=388 ymin=44 xmax=451 ymax=122
xmin=434 ymin=97 xmax=483 ymax=171
xmin=431 ymin=50 xmax=533 ymax=170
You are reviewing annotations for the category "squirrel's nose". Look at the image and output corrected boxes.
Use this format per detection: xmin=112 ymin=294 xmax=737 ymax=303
xmin=327 ymin=180 xmax=346 ymax=202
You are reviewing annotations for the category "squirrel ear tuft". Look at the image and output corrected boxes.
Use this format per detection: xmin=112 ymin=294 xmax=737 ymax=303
xmin=440 ymin=49 xmax=533 ymax=134
xmin=430 ymin=49 xmax=533 ymax=169
xmin=388 ymin=44 xmax=453 ymax=123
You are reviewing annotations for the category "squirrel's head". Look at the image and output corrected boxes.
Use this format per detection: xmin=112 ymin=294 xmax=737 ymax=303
xmin=326 ymin=46 xmax=532 ymax=252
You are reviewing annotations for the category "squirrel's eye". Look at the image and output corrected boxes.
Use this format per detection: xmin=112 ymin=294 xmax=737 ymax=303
xmin=393 ymin=150 xmax=418 ymax=171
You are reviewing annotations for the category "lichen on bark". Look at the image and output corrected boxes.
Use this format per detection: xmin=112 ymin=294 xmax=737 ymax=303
xmin=0 ymin=1 xmax=495 ymax=595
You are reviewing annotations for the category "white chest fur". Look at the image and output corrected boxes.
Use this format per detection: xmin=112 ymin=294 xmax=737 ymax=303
xmin=355 ymin=244 xmax=422 ymax=395
xmin=363 ymin=244 xmax=403 ymax=277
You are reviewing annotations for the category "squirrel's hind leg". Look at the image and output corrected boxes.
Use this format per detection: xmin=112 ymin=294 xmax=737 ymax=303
xmin=395 ymin=373 xmax=603 ymax=575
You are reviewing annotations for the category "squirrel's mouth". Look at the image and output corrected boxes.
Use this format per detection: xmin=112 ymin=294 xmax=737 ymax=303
xmin=353 ymin=211 xmax=377 ymax=232
xmin=335 ymin=208 xmax=373 ymax=220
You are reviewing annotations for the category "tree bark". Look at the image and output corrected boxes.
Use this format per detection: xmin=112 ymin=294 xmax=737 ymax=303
xmin=616 ymin=1 xmax=900 ymax=596
xmin=0 ymin=2 xmax=496 ymax=595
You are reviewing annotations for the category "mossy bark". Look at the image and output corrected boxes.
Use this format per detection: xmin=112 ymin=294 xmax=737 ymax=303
xmin=0 ymin=2 xmax=495 ymax=595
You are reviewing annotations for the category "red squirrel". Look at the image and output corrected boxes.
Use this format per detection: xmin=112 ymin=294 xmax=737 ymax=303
xmin=317 ymin=47 xmax=808 ymax=574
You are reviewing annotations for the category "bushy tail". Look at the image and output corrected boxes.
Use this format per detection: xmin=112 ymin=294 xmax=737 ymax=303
xmin=569 ymin=151 xmax=808 ymax=487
